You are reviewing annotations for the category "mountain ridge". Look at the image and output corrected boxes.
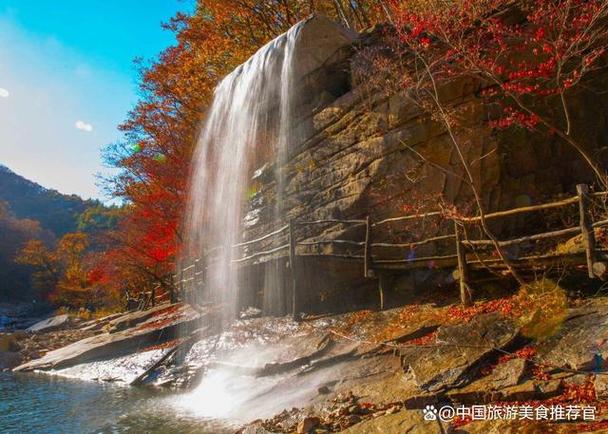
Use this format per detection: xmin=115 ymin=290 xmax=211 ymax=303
xmin=0 ymin=164 xmax=101 ymax=236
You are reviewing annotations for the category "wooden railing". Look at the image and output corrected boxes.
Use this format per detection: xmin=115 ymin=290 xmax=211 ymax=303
xmin=175 ymin=184 xmax=608 ymax=315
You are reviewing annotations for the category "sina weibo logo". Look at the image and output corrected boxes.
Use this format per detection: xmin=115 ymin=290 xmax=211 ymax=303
xmin=422 ymin=404 xmax=456 ymax=422
xmin=422 ymin=405 xmax=438 ymax=420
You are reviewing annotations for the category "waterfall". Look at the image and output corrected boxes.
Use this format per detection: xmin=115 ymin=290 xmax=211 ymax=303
xmin=179 ymin=16 xmax=357 ymax=422
xmin=183 ymin=16 xmax=356 ymax=327
xmin=184 ymin=21 xmax=303 ymax=326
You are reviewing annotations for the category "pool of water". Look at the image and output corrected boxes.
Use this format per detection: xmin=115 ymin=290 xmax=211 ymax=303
xmin=0 ymin=372 xmax=233 ymax=434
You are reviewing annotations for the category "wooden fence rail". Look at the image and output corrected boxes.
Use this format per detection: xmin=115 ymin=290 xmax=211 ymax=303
xmin=175 ymin=184 xmax=608 ymax=313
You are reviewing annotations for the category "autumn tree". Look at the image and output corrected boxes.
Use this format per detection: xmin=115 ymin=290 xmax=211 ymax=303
xmin=0 ymin=201 xmax=54 ymax=301
xmin=352 ymin=0 xmax=608 ymax=270
xmin=17 ymin=232 xmax=119 ymax=309
xmin=387 ymin=0 xmax=608 ymax=185
xmin=101 ymin=0 xmax=389 ymax=300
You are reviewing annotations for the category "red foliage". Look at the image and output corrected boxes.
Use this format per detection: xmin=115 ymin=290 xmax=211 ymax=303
xmin=532 ymin=365 xmax=552 ymax=381
xmin=481 ymin=346 xmax=538 ymax=376
xmin=408 ymin=330 xmax=438 ymax=346
xmin=445 ymin=297 xmax=519 ymax=323
xmin=388 ymin=0 xmax=608 ymax=181
xmin=561 ymin=377 xmax=597 ymax=403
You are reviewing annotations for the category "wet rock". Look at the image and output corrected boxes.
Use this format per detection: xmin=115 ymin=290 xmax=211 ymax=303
xmin=209 ymin=333 xmax=332 ymax=377
xmin=240 ymin=306 xmax=262 ymax=320
xmin=402 ymin=313 xmax=518 ymax=393
xmin=242 ymin=422 xmax=279 ymax=434
xmin=340 ymin=409 xmax=443 ymax=434
xmin=299 ymin=341 xmax=358 ymax=375
xmin=318 ymin=385 xmax=331 ymax=394
xmin=535 ymin=306 xmax=608 ymax=372
xmin=27 ymin=314 xmax=71 ymax=333
xmin=14 ymin=303 xmax=203 ymax=371
xmin=297 ymin=416 xmax=320 ymax=433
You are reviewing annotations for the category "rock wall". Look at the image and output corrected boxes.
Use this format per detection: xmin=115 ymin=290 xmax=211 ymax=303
xmin=240 ymin=26 xmax=608 ymax=314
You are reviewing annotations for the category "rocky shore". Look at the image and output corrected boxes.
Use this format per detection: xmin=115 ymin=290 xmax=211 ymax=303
xmin=2 ymin=290 xmax=608 ymax=433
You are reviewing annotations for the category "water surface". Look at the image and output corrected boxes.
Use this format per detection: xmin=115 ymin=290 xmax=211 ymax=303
xmin=0 ymin=372 xmax=232 ymax=434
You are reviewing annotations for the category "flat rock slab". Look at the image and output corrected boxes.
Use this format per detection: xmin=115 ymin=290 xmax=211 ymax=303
xmin=27 ymin=314 xmax=71 ymax=333
xmin=106 ymin=304 xmax=185 ymax=333
xmin=14 ymin=303 xmax=202 ymax=371
xmin=448 ymin=376 xmax=562 ymax=405
xmin=78 ymin=312 xmax=125 ymax=332
xmin=535 ymin=305 xmax=608 ymax=372
xmin=340 ymin=409 xmax=444 ymax=434
xmin=448 ymin=357 xmax=527 ymax=403
xmin=401 ymin=313 xmax=518 ymax=393
xmin=209 ymin=332 xmax=332 ymax=376
xmin=461 ymin=417 xmax=592 ymax=434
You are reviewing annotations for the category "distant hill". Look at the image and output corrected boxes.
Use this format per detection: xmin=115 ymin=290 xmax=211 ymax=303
xmin=0 ymin=165 xmax=101 ymax=236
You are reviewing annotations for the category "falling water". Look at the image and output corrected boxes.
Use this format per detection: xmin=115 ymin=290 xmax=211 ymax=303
xmin=184 ymin=20 xmax=304 ymax=326
xmin=184 ymin=16 xmax=356 ymax=329
xmin=180 ymin=16 xmax=357 ymax=423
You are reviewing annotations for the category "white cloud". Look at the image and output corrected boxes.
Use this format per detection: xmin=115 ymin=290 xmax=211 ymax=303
xmin=0 ymin=87 xmax=9 ymax=98
xmin=75 ymin=120 xmax=93 ymax=132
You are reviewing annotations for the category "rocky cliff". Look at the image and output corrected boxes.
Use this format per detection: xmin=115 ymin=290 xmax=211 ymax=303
xmin=239 ymin=24 xmax=608 ymax=315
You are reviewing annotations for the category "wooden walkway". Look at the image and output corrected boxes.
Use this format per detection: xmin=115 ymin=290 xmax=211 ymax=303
xmin=176 ymin=184 xmax=608 ymax=315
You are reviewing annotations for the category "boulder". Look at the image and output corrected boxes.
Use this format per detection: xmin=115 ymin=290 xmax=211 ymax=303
xmin=27 ymin=314 xmax=71 ymax=333
xmin=401 ymin=313 xmax=518 ymax=393
xmin=340 ymin=409 xmax=444 ymax=434
xmin=242 ymin=423 xmax=279 ymax=434
xmin=535 ymin=305 xmax=608 ymax=372
xmin=297 ymin=416 xmax=320 ymax=433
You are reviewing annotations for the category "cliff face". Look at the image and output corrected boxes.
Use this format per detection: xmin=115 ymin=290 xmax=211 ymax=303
xmin=240 ymin=27 xmax=608 ymax=314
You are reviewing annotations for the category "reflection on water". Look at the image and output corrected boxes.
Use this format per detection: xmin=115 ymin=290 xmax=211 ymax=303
xmin=0 ymin=372 xmax=233 ymax=434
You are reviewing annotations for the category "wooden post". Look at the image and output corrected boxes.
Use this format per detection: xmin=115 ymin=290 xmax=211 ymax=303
xmin=378 ymin=273 xmax=393 ymax=311
xmin=364 ymin=215 xmax=374 ymax=278
xmin=577 ymin=184 xmax=597 ymax=279
xmin=289 ymin=219 xmax=299 ymax=321
xmin=454 ymin=220 xmax=472 ymax=307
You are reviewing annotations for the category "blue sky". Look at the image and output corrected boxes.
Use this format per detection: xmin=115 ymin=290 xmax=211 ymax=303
xmin=0 ymin=1 xmax=192 ymax=200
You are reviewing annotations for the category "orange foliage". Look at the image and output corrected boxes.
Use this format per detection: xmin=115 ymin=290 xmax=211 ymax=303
xmin=101 ymin=1 xmax=389 ymax=300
